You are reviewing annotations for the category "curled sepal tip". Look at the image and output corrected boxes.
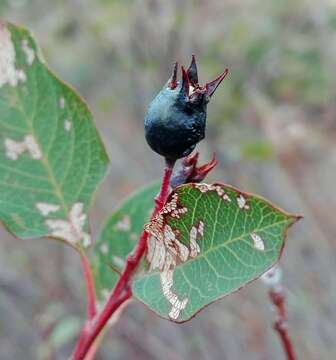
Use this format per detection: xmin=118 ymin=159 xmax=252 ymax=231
xmin=205 ymin=68 xmax=229 ymax=98
xmin=168 ymin=62 xmax=178 ymax=90
xmin=180 ymin=66 xmax=190 ymax=98
xmin=187 ymin=54 xmax=198 ymax=87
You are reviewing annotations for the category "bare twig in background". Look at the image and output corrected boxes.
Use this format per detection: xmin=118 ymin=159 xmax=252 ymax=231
xmin=261 ymin=266 xmax=296 ymax=360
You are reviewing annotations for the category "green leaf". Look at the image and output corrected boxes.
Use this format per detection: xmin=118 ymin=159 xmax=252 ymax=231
xmin=0 ymin=22 xmax=108 ymax=249
xmin=133 ymin=183 xmax=300 ymax=322
xmin=92 ymin=183 xmax=159 ymax=299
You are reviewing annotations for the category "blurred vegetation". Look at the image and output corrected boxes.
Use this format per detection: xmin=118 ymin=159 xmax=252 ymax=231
xmin=1 ymin=0 xmax=336 ymax=359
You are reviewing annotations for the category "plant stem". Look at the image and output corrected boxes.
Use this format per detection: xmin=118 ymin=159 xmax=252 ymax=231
xmin=71 ymin=160 xmax=175 ymax=360
xmin=79 ymin=251 xmax=97 ymax=320
xmin=269 ymin=289 xmax=296 ymax=360
xmin=261 ymin=266 xmax=296 ymax=360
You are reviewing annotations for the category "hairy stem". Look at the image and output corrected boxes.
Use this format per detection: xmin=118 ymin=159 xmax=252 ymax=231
xmin=79 ymin=251 xmax=96 ymax=320
xmin=71 ymin=160 xmax=175 ymax=360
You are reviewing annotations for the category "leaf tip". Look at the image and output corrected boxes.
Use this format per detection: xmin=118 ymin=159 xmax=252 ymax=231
xmin=289 ymin=213 xmax=303 ymax=226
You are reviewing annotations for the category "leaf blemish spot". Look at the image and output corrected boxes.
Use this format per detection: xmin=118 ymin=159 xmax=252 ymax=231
xmin=251 ymin=232 xmax=265 ymax=251
xmin=115 ymin=214 xmax=131 ymax=232
xmin=59 ymin=97 xmax=65 ymax=109
xmin=4 ymin=134 xmax=42 ymax=160
xmin=45 ymin=202 xmax=91 ymax=247
xmin=145 ymin=194 xmax=205 ymax=319
xmin=198 ymin=220 xmax=204 ymax=236
xmin=64 ymin=119 xmax=72 ymax=131
xmin=161 ymin=268 xmax=188 ymax=320
xmin=237 ymin=194 xmax=249 ymax=210
xmin=194 ymin=183 xmax=231 ymax=202
xmin=100 ymin=243 xmax=108 ymax=254
xmin=189 ymin=221 xmax=204 ymax=258
xmin=21 ymin=39 xmax=35 ymax=65
xmin=0 ymin=26 xmax=26 ymax=87
xmin=36 ymin=202 xmax=60 ymax=216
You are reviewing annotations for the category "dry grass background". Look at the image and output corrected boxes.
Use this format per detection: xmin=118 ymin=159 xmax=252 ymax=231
xmin=1 ymin=0 xmax=336 ymax=359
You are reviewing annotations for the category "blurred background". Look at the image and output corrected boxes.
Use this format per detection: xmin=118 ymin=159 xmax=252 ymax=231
xmin=1 ymin=0 xmax=336 ymax=359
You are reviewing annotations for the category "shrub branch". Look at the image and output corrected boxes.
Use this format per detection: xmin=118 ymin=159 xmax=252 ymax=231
xmin=71 ymin=160 xmax=175 ymax=360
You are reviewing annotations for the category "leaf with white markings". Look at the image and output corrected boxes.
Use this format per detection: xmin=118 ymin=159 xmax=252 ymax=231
xmin=92 ymin=183 xmax=159 ymax=299
xmin=0 ymin=22 xmax=108 ymax=249
xmin=133 ymin=183 xmax=300 ymax=322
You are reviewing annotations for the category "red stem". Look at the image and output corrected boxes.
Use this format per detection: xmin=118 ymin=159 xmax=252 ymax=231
xmin=269 ymin=290 xmax=296 ymax=360
xmin=71 ymin=161 xmax=175 ymax=360
xmin=80 ymin=252 xmax=97 ymax=320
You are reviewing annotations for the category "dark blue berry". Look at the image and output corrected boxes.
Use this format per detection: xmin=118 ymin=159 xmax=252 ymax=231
xmin=144 ymin=56 xmax=228 ymax=160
